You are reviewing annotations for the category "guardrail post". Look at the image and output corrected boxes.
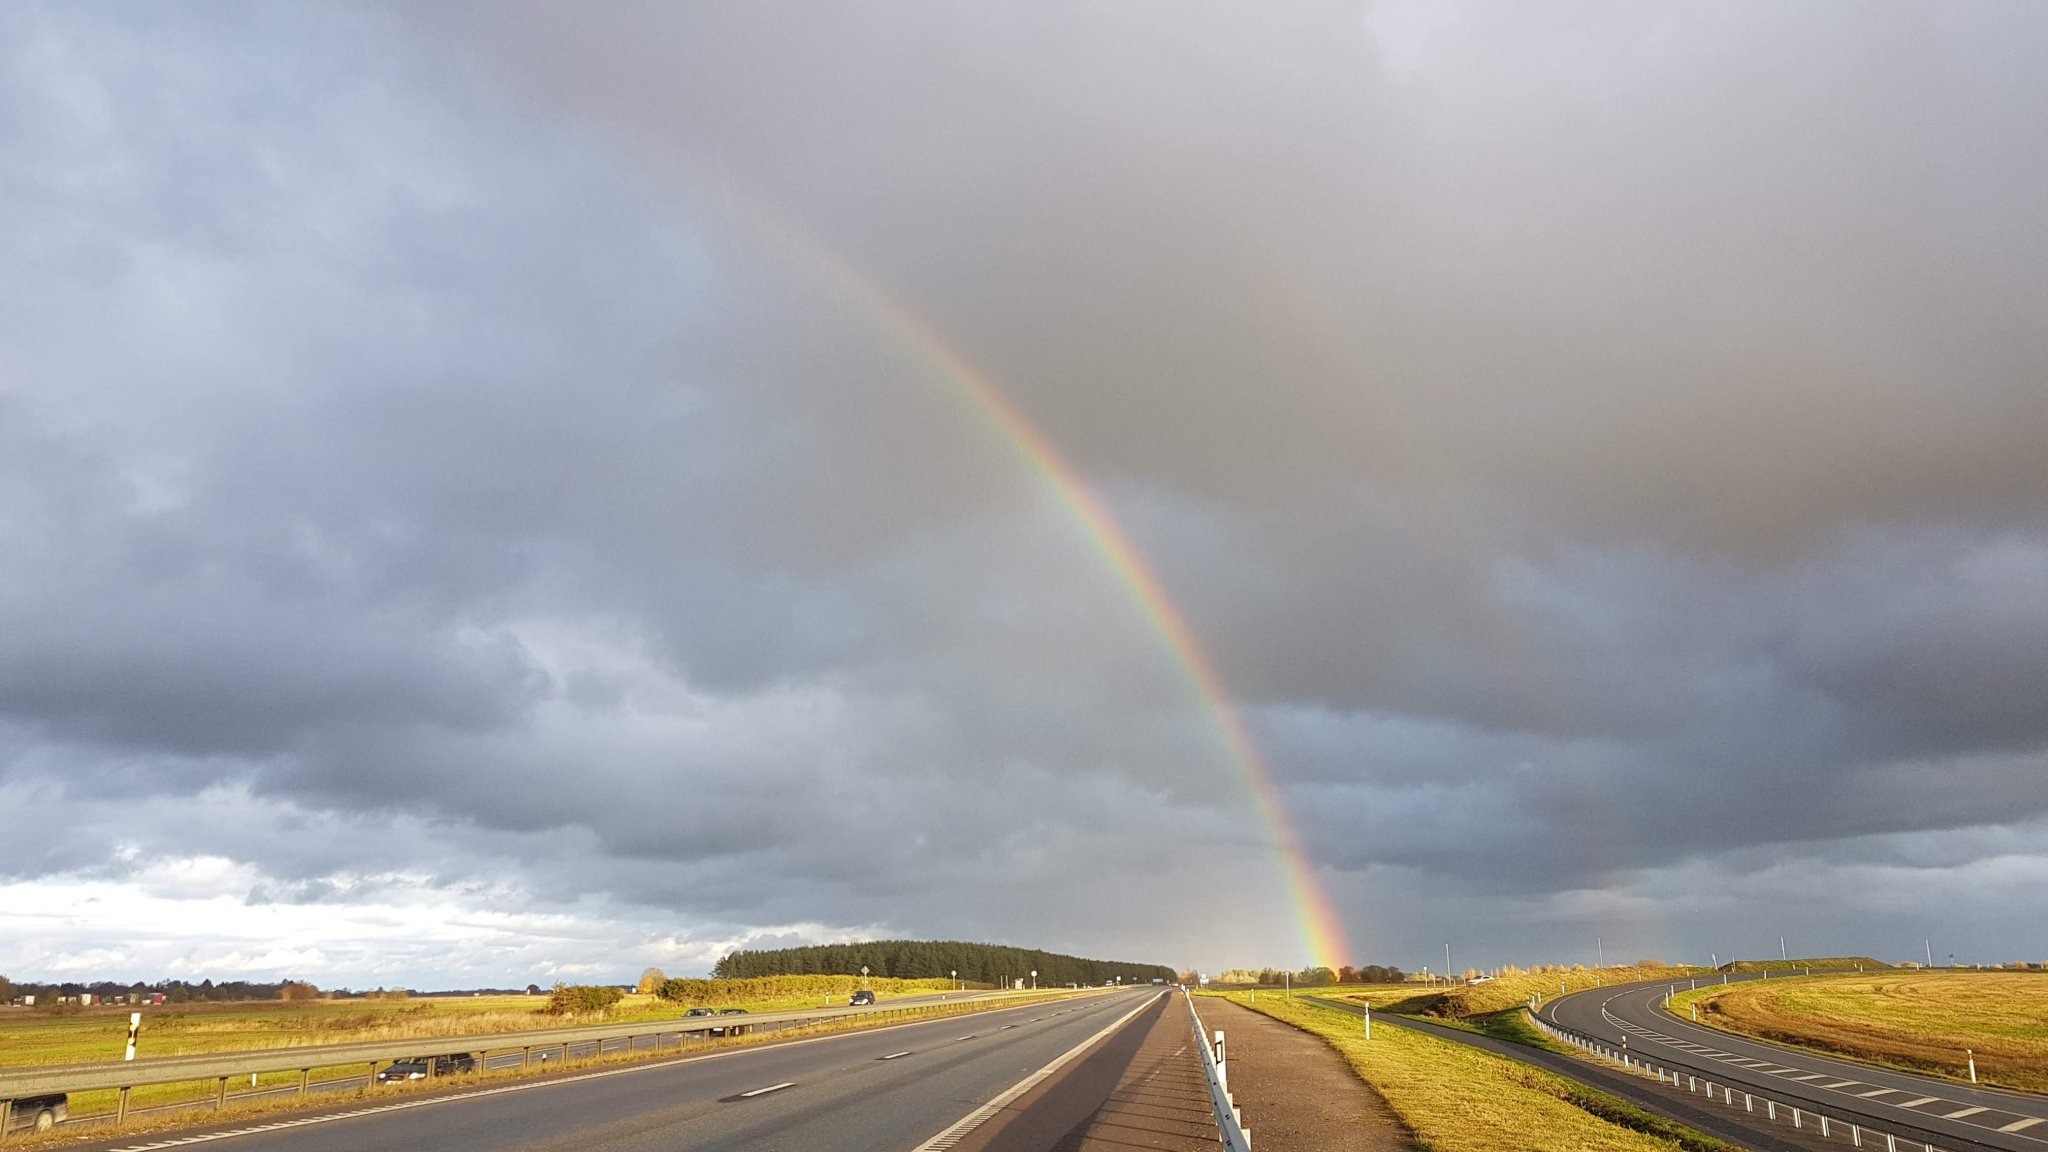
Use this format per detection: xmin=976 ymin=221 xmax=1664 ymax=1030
xmin=1819 ymin=1115 xmax=1829 ymax=1137
xmin=1851 ymin=1122 xmax=1861 ymax=1146
xmin=1791 ymin=1107 xmax=1800 ymax=1128
xmin=216 ymin=1076 xmax=228 ymax=1109
xmin=0 ymin=1098 xmax=12 ymax=1143
xmin=1885 ymin=1134 xmax=1896 ymax=1152
xmin=366 ymin=1061 xmax=376 ymax=1094
xmin=1766 ymin=1099 xmax=1775 ymax=1120
xmin=299 ymin=1068 xmax=310 ymax=1095
xmin=117 ymin=1086 xmax=131 ymax=1125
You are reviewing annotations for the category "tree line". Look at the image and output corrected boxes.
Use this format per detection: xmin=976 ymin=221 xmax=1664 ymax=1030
xmin=713 ymin=941 xmax=1175 ymax=987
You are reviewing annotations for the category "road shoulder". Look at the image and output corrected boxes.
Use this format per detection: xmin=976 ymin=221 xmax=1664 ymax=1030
xmin=1192 ymin=996 xmax=1416 ymax=1151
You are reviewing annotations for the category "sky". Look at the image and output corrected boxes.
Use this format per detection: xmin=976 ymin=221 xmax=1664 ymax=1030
xmin=2 ymin=1 xmax=2045 ymax=989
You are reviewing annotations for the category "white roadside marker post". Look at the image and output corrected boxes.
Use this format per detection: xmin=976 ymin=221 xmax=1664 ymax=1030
xmin=1968 ymin=1049 xmax=1978 ymax=1083
xmin=126 ymin=1012 xmax=140 ymax=1061
xmin=1364 ymin=1002 xmax=1371 ymax=1040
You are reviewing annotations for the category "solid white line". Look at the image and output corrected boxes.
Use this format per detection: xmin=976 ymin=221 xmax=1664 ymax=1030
xmin=909 ymin=993 xmax=1158 ymax=1152
xmin=738 ymin=1082 xmax=795 ymax=1098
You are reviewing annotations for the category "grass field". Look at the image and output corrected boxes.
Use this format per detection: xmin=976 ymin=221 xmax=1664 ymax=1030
xmin=1206 ymin=991 xmax=1738 ymax=1152
xmin=0 ymin=977 xmax=962 ymax=1068
xmin=1668 ymin=971 xmax=2048 ymax=1093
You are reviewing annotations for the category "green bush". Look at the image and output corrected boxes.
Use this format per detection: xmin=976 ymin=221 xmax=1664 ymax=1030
xmin=542 ymin=983 xmax=624 ymax=1015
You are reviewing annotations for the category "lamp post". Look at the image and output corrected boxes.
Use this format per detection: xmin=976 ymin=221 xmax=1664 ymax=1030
xmin=951 ymin=970 xmax=958 ymax=992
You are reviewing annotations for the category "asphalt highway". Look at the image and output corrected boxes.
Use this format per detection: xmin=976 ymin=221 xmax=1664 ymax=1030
xmin=65 ymin=987 xmax=1165 ymax=1152
xmin=1543 ymin=976 xmax=2048 ymax=1151
xmin=47 ymin=987 xmax=1059 ymax=1126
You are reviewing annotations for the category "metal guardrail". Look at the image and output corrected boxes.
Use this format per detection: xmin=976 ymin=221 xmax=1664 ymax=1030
xmin=1182 ymin=988 xmax=1251 ymax=1152
xmin=1527 ymin=1008 xmax=1971 ymax=1152
xmin=0 ymin=990 xmax=1052 ymax=1140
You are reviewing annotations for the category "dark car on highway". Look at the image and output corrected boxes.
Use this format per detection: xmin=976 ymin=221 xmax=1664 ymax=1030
xmin=849 ymin=989 xmax=876 ymax=1006
xmin=710 ymin=1008 xmax=749 ymax=1036
xmin=3 ymin=1094 xmax=66 ymax=1135
xmin=376 ymin=1053 xmax=478 ymax=1083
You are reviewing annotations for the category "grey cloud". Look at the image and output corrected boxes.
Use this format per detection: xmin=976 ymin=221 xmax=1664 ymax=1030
xmin=3 ymin=1 xmax=2046 ymax=982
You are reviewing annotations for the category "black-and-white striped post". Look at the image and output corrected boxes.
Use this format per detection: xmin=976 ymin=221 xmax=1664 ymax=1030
xmin=126 ymin=1011 xmax=141 ymax=1061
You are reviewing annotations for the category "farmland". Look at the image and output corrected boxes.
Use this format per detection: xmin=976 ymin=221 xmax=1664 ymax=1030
xmin=1668 ymin=971 xmax=2048 ymax=1092
xmin=0 ymin=977 xmax=962 ymax=1068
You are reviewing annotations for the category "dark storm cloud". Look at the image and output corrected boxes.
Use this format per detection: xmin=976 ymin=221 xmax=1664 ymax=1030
xmin=2 ymin=0 xmax=2046 ymax=982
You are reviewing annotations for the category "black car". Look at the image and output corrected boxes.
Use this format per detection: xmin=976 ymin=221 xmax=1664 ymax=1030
xmin=848 ymin=989 xmax=876 ymax=1006
xmin=3 ymin=1094 xmax=67 ymax=1135
xmin=376 ymin=1053 xmax=478 ymax=1083
xmin=710 ymin=1008 xmax=749 ymax=1036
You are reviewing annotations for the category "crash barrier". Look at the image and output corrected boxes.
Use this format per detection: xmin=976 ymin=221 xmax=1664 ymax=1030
xmin=1527 ymin=1009 xmax=1972 ymax=1152
xmin=1184 ymin=988 xmax=1252 ymax=1152
xmin=0 ymin=990 xmax=1068 ymax=1141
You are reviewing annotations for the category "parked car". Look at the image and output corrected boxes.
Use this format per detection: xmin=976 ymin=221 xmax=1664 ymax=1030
xmin=848 ymin=989 xmax=876 ymax=1006
xmin=3 ymin=1094 xmax=66 ymax=1135
xmin=710 ymin=1008 xmax=749 ymax=1036
xmin=376 ymin=1053 xmax=477 ymax=1083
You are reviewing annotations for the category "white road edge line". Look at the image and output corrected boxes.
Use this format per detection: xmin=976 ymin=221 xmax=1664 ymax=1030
xmin=909 ymin=993 xmax=1158 ymax=1152
xmin=738 ymin=1082 xmax=795 ymax=1098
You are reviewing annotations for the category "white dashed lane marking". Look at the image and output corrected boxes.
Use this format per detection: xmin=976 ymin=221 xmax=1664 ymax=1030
xmin=738 ymin=1082 xmax=795 ymax=1098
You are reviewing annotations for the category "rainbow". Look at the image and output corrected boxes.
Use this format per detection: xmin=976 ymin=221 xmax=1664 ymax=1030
xmin=704 ymin=185 xmax=1352 ymax=971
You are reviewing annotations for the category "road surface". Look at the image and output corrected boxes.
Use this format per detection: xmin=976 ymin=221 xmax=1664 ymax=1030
xmin=1544 ymin=976 xmax=2048 ymax=1151
xmin=62 ymin=988 xmax=1179 ymax=1152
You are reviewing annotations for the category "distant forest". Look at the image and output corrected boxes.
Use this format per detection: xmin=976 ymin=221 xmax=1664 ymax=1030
xmin=713 ymin=940 xmax=1175 ymax=986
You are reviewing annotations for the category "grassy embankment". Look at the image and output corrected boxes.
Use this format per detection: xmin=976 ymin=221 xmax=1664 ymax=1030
xmin=1316 ymin=963 xmax=1709 ymax=1051
xmin=1208 ymin=991 xmax=1740 ymax=1152
xmin=0 ymin=976 xmax=980 ymax=1123
xmin=1715 ymin=957 xmax=1889 ymax=974
xmin=1668 ymin=971 xmax=2048 ymax=1093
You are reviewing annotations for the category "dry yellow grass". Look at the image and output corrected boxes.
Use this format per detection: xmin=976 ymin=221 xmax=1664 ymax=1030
xmin=1669 ymin=972 xmax=2048 ymax=1092
xmin=1208 ymin=992 xmax=1736 ymax=1152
